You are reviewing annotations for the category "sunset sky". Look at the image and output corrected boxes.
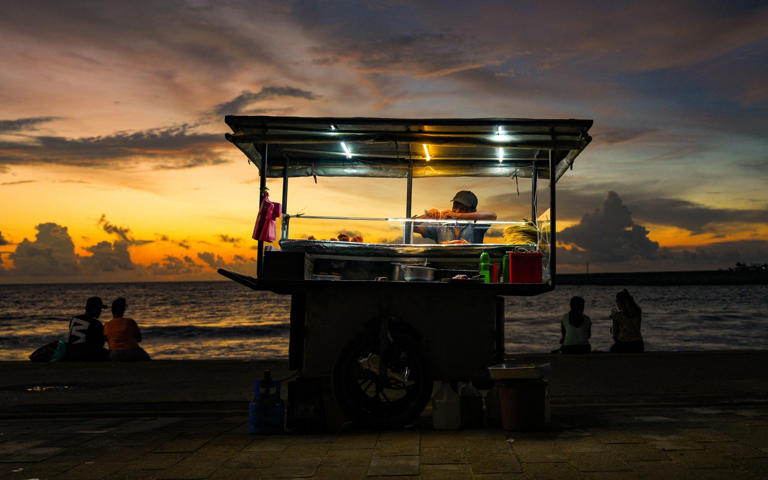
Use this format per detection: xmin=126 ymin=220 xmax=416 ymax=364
xmin=1 ymin=0 xmax=766 ymax=283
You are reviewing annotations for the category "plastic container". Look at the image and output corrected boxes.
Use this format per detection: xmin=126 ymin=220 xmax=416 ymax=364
xmin=459 ymin=382 xmax=484 ymax=428
xmin=432 ymin=382 xmax=461 ymax=430
xmin=249 ymin=370 xmax=285 ymax=434
xmin=479 ymin=250 xmax=491 ymax=284
xmin=496 ymin=379 xmax=550 ymax=431
xmin=491 ymin=262 xmax=499 ymax=283
xmin=485 ymin=385 xmax=501 ymax=427
xmin=508 ymin=251 xmax=543 ymax=283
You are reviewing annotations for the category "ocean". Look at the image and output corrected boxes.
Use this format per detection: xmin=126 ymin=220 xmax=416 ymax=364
xmin=1 ymin=282 xmax=766 ymax=361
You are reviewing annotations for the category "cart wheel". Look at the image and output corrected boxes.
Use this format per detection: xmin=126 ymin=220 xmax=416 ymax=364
xmin=333 ymin=329 xmax=432 ymax=428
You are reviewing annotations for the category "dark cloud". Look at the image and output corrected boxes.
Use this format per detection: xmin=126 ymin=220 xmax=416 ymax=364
xmin=98 ymin=214 xmax=132 ymax=242
xmin=308 ymin=31 xmax=492 ymax=78
xmin=146 ymin=255 xmax=201 ymax=276
xmin=218 ymin=234 xmax=241 ymax=244
xmin=559 ymin=191 xmax=659 ymax=262
xmin=628 ymin=198 xmax=768 ymax=235
xmin=668 ymin=240 xmax=768 ymax=267
xmin=0 ymin=2 xmax=287 ymax=79
xmin=97 ymin=215 xmax=152 ymax=246
xmin=0 ymin=180 xmax=35 ymax=186
xmin=9 ymin=223 xmax=81 ymax=276
xmin=157 ymin=234 xmax=191 ymax=250
xmin=197 ymin=251 xmax=225 ymax=269
xmin=0 ymin=231 xmax=7 ymax=246
xmin=80 ymin=241 xmax=137 ymax=272
xmin=554 ymin=187 xmax=768 ymax=235
xmin=592 ymin=127 xmax=657 ymax=145
xmin=0 ymin=124 xmax=225 ymax=170
xmin=559 ymin=238 xmax=768 ymax=272
xmin=213 ymin=86 xmax=317 ymax=115
xmin=0 ymin=117 xmax=59 ymax=133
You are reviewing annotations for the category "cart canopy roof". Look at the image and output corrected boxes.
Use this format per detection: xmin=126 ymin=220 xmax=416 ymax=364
xmin=225 ymin=116 xmax=592 ymax=180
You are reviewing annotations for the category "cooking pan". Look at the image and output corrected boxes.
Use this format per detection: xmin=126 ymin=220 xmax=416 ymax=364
xmin=392 ymin=263 xmax=436 ymax=281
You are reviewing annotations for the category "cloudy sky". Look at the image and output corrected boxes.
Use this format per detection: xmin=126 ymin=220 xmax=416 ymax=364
xmin=0 ymin=0 xmax=766 ymax=283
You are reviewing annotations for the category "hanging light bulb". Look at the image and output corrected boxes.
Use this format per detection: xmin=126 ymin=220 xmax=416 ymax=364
xmin=496 ymin=126 xmax=504 ymax=163
xmin=423 ymin=144 xmax=431 ymax=161
xmin=340 ymin=142 xmax=352 ymax=159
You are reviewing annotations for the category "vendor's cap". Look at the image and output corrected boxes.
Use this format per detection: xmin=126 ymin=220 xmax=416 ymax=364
xmin=86 ymin=296 xmax=107 ymax=310
xmin=452 ymin=190 xmax=478 ymax=209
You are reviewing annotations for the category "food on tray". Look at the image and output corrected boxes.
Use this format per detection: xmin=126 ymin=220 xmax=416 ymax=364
xmin=441 ymin=239 xmax=469 ymax=245
xmin=305 ymin=233 xmax=364 ymax=242
xmin=452 ymin=274 xmax=469 ymax=280
xmin=423 ymin=208 xmax=453 ymax=219
xmin=503 ymin=220 xmax=538 ymax=244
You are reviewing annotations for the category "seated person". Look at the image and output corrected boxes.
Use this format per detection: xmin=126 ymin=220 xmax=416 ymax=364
xmin=560 ymin=296 xmax=592 ymax=354
xmin=65 ymin=296 xmax=109 ymax=361
xmin=413 ymin=190 xmax=497 ymax=243
xmin=104 ymin=298 xmax=151 ymax=362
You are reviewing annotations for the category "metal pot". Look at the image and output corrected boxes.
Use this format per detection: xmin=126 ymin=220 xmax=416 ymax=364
xmin=402 ymin=264 xmax=436 ymax=281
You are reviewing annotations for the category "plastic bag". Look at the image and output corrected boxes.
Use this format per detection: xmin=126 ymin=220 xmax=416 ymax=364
xmin=49 ymin=340 xmax=68 ymax=363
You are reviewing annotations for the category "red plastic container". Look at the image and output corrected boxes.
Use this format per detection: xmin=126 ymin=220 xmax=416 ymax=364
xmin=508 ymin=251 xmax=543 ymax=283
xmin=491 ymin=262 xmax=499 ymax=283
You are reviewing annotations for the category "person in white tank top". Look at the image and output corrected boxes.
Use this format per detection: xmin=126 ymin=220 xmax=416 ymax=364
xmin=560 ymin=296 xmax=592 ymax=354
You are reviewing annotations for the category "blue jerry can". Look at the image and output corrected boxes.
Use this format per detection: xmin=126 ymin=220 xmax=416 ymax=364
xmin=249 ymin=370 xmax=285 ymax=434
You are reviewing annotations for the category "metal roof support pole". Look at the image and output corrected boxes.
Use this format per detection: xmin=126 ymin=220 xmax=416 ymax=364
xmin=404 ymin=156 xmax=414 ymax=244
xmin=280 ymin=153 xmax=289 ymax=241
xmin=548 ymin=148 xmax=556 ymax=286
xmin=257 ymin=144 xmax=268 ymax=278
xmin=531 ymin=159 xmax=538 ymax=225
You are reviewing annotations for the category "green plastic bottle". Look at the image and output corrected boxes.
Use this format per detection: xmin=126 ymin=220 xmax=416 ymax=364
xmin=479 ymin=250 xmax=490 ymax=283
xmin=502 ymin=254 xmax=509 ymax=283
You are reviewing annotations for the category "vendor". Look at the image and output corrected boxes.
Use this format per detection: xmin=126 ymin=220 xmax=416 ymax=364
xmin=413 ymin=190 xmax=497 ymax=244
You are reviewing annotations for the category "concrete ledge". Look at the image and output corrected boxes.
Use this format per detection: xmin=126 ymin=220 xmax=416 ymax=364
xmin=2 ymin=351 xmax=766 ymax=417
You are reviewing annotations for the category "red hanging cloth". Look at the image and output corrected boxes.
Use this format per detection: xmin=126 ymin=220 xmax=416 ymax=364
xmin=252 ymin=194 xmax=281 ymax=242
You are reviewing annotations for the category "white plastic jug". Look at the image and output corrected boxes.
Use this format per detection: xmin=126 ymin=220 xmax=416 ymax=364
xmin=432 ymin=381 xmax=461 ymax=430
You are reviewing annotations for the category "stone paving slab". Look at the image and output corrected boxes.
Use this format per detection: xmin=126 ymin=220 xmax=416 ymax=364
xmin=1 ymin=404 xmax=767 ymax=479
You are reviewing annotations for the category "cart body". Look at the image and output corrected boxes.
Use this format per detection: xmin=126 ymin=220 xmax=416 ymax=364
xmin=219 ymin=116 xmax=592 ymax=426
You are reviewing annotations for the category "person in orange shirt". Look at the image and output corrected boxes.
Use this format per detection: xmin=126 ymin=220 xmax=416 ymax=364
xmin=104 ymin=297 xmax=151 ymax=361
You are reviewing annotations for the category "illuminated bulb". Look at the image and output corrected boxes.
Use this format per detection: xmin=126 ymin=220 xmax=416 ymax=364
xmin=423 ymin=144 xmax=431 ymax=161
xmin=491 ymin=125 xmax=512 ymax=143
xmin=340 ymin=142 xmax=352 ymax=158
xmin=498 ymin=147 xmax=503 ymax=163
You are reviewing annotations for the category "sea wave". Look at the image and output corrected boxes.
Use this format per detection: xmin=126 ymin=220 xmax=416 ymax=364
xmin=142 ymin=323 xmax=290 ymax=339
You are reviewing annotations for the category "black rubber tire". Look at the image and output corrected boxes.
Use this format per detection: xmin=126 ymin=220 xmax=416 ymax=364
xmin=332 ymin=330 xmax=433 ymax=429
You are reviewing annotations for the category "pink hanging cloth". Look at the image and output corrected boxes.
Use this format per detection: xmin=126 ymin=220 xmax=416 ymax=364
xmin=252 ymin=194 xmax=281 ymax=242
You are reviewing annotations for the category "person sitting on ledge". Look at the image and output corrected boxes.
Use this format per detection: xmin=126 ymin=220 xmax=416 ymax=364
xmin=65 ymin=296 xmax=109 ymax=361
xmin=560 ymin=296 xmax=592 ymax=354
xmin=609 ymin=289 xmax=644 ymax=353
xmin=104 ymin=297 xmax=151 ymax=361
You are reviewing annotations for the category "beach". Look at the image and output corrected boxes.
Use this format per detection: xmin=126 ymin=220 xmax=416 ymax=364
xmin=2 ymin=351 xmax=767 ymax=478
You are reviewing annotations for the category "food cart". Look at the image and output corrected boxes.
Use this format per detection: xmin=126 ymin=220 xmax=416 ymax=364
xmin=219 ymin=116 xmax=592 ymax=427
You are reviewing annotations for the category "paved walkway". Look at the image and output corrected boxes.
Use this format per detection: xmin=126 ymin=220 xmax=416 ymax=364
xmin=2 ymin=404 xmax=767 ymax=480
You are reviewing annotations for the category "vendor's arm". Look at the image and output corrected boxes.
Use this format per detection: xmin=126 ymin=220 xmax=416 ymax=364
xmin=445 ymin=211 xmax=497 ymax=221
